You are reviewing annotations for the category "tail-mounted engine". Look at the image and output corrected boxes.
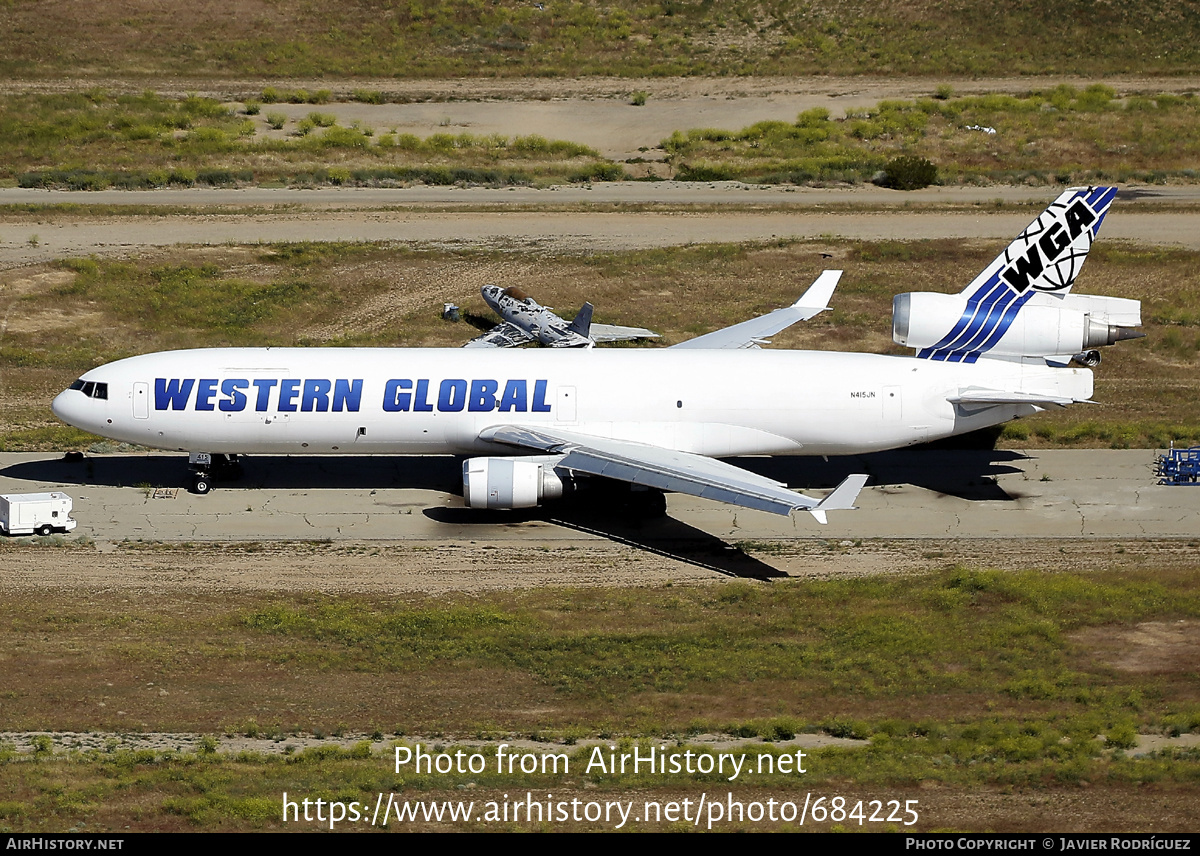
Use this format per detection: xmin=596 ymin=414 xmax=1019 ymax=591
xmin=893 ymin=291 xmax=1142 ymax=364
xmin=462 ymin=455 xmax=572 ymax=510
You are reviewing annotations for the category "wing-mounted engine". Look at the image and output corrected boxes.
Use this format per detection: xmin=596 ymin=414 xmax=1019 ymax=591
xmin=462 ymin=455 xmax=572 ymax=509
xmin=890 ymin=186 xmax=1142 ymax=364
xmin=893 ymin=290 xmax=1143 ymax=364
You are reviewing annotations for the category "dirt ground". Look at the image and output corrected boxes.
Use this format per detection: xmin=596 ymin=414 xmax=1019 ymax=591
xmin=4 ymin=193 xmax=1200 ymax=273
xmin=1 ymin=537 xmax=1195 ymax=594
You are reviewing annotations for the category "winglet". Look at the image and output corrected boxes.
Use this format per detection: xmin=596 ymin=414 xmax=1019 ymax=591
xmin=793 ymin=269 xmax=842 ymax=315
xmin=807 ymin=473 xmax=869 ymax=525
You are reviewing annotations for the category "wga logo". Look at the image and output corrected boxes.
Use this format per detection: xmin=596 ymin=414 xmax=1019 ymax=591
xmin=1000 ymin=199 xmax=1098 ymax=293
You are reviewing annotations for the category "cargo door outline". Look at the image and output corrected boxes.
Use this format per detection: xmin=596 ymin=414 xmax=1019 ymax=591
xmin=883 ymin=385 xmax=902 ymax=421
xmin=557 ymin=386 xmax=577 ymax=423
xmin=132 ymin=382 xmax=149 ymax=419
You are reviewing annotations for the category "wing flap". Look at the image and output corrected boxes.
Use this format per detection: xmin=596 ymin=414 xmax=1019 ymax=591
xmin=558 ymin=447 xmax=815 ymax=516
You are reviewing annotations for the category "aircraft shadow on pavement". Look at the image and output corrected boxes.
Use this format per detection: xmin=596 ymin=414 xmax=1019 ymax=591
xmin=731 ymin=448 xmax=1028 ymax=503
xmin=2 ymin=448 xmax=1026 ymax=502
xmin=0 ymin=454 xmax=463 ymax=494
xmin=424 ymin=503 xmax=786 ymax=581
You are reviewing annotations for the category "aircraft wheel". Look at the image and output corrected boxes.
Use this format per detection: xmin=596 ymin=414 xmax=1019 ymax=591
xmin=192 ymin=476 xmax=211 ymax=495
xmin=36 ymin=524 xmax=53 ymax=537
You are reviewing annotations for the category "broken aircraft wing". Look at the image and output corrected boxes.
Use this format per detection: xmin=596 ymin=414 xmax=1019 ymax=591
xmin=463 ymin=322 xmax=537 ymax=349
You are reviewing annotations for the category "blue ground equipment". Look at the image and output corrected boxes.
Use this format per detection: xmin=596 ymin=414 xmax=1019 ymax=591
xmin=1155 ymin=444 xmax=1200 ymax=485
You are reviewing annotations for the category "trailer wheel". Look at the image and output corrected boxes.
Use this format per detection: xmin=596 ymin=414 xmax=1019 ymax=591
xmin=36 ymin=524 xmax=53 ymax=537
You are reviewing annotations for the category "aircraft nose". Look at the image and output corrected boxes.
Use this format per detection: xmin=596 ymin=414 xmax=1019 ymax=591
xmin=51 ymin=388 xmax=89 ymax=430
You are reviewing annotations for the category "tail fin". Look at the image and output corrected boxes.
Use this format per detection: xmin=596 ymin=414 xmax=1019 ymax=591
xmin=914 ymin=186 xmax=1117 ymax=362
xmin=568 ymin=302 xmax=594 ymax=338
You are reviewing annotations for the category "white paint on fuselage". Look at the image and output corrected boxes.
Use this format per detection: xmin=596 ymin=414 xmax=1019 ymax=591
xmin=51 ymin=347 xmax=1092 ymax=458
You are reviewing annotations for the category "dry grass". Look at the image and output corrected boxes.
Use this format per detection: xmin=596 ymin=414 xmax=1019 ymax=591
xmin=0 ymin=0 xmax=1197 ymax=78
xmin=2 ymin=91 xmax=611 ymax=188
xmin=0 ymin=556 xmax=1197 ymax=831
xmin=0 ymin=557 xmax=1197 ymax=734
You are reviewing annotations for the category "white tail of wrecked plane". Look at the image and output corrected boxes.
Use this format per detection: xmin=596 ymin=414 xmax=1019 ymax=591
xmin=893 ymin=186 xmax=1142 ymax=365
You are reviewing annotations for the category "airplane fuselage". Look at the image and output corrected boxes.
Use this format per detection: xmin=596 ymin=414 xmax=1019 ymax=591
xmin=482 ymin=286 xmax=590 ymax=347
xmin=52 ymin=347 xmax=1092 ymax=458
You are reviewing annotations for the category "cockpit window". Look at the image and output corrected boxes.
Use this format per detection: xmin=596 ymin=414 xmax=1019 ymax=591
xmin=71 ymin=379 xmax=108 ymax=399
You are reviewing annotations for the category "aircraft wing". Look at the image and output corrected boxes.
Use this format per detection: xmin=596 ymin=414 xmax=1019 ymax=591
xmin=463 ymin=322 xmax=536 ymax=349
xmin=479 ymin=424 xmax=868 ymax=522
xmin=671 ymin=270 xmax=842 ymax=350
xmin=589 ymin=323 xmax=661 ymax=343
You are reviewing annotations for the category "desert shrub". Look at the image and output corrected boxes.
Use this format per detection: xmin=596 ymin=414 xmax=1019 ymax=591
xmin=874 ymin=155 xmax=938 ymax=190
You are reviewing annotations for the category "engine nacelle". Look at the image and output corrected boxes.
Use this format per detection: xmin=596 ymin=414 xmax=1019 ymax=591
xmin=893 ymin=291 xmax=1142 ymax=359
xmin=462 ymin=456 xmax=569 ymax=510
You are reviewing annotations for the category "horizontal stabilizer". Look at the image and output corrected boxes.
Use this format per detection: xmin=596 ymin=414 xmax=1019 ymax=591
xmin=672 ymin=270 xmax=842 ymax=350
xmin=589 ymin=323 xmax=661 ymax=342
xmin=948 ymin=387 xmax=1089 ymax=408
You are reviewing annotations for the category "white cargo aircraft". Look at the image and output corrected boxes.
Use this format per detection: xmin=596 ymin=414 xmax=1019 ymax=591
xmin=52 ymin=187 xmax=1140 ymax=523
xmin=464 ymin=284 xmax=660 ymax=348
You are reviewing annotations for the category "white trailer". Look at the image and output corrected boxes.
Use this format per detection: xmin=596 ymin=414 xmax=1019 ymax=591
xmin=0 ymin=492 xmax=78 ymax=536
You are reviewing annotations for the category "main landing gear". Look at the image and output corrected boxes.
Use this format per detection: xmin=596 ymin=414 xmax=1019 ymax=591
xmin=188 ymin=452 xmax=244 ymax=494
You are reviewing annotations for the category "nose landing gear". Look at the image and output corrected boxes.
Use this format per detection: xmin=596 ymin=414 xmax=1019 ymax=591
xmin=188 ymin=452 xmax=243 ymax=494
